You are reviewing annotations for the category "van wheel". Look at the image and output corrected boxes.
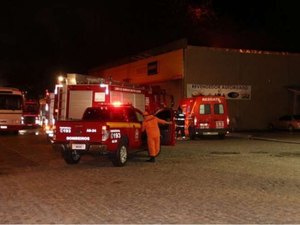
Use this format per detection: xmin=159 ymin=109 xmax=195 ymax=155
xmin=62 ymin=149 xmax=81 ymax=164
xmin=188 ymin=126 xmax=196 ymax=140
xmin=112 ymin=139 xmax=128 ymax=167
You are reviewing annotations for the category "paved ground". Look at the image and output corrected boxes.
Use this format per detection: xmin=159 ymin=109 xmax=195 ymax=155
xmin=0 ymin=131 xmax=300 ymax=224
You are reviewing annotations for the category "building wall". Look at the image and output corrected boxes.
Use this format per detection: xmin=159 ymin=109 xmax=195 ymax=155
xmin=89 ymin=43 xmax=300 ymax=130
xmin=184 ymin=46 xmax=300 ymax=130
xmin=90 ymin=49 xmax=184 ymax=83
xmin=89 ymin=49 xmax=185 ymax=108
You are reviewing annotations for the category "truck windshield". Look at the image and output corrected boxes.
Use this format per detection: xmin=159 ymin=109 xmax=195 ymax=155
xmin=0 ymin=95 xmax=23 ymax=110
xmin=24 ymin=103 xmax=39 ymax=114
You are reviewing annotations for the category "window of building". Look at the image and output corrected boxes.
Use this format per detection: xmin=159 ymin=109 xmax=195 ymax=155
xmin=147 ymin=61 xmax=158 ymax=75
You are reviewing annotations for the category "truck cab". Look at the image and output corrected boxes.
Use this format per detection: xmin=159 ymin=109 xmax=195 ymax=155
xmin=22 ymin=100 xmax=41 ymax=129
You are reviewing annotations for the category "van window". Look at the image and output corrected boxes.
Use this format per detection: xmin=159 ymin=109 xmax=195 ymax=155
xmin=214 ymin=104 xmax=224 ymax=114
xmin=199 ymin=104 xmax=211 ymax=115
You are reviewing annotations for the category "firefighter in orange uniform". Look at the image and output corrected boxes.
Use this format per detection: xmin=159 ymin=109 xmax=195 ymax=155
xmin=142 ymin=111 xmax=172 ymax=162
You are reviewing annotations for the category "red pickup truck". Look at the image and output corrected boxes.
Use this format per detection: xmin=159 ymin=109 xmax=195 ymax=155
xmin=53 ymin=104 xmax=175 ymax=166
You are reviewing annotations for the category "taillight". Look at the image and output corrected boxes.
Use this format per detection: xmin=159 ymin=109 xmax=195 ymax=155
xmin=227 ymin=116 xmax=230 ymax=126
xmin=199 ymin=123 xmax=209 ymax=129
xmin=101 ymin=125 xmax=110 ymax=141
xmin=35 ymin=116 xmax=40 ymax=125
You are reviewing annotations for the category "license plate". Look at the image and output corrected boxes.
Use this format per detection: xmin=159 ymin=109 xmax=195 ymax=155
xmin=71 ymin=144 xmax=86 ymax=150
xmin=203 ymin=132 xmax=218 ymax=135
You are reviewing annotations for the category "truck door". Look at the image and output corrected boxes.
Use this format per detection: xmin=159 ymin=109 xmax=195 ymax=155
xmin=155 ymin=108 xmax=175 ymax=145
xmin=125 ymin=107 xmax=143 ymax=149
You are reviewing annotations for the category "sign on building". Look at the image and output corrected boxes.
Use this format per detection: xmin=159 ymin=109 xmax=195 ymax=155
xmin=187 ymin=84 xmax=251 ymax=100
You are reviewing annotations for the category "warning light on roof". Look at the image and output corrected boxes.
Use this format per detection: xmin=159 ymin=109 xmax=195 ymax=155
xmin=112 ymin=101 xmax=122 ymax=107
xmin=100 ymin=84 xmax=109 ymax=95
xmin=58 ymin=76 xmax=65 ymax=83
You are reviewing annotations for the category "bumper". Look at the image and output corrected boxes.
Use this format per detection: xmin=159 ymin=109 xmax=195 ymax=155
xmin=55 ymin=142 xmax=109 ymax=153
xmin=0 ymin=124 xmax=24 ymax=131
xmin=195 ymin=128 xmax=228 ymax=136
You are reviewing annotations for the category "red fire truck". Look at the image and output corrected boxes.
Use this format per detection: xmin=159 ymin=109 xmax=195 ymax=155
xmin=55 ymin=103 xmax=175 ymax=166
xmin=46 ymin=73 xmax=174 ymax=141
xmin=22 ymin=99 xmax=41 ymax=129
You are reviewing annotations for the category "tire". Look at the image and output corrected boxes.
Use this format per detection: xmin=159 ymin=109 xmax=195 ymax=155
xmin=188 ymin=126 xmax=196 ymax=140
xmin=112 ymin=138 xmax=128 ymax=167
xmin=62 ymin=147 xmax=81 ymax=164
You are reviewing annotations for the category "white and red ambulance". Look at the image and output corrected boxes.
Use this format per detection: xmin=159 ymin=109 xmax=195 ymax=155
xmin=179 ymin=95 xmax=230 ymax=139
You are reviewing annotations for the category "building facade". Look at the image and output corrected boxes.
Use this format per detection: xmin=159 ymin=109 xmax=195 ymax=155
xmin=89 ymin=39 xmax=300 ymax=130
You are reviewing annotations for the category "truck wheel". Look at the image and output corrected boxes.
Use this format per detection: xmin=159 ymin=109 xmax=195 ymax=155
xmin=188 ymin=126 xmax=196 ymax=140
xmin=62 ymin=148 xmax=81 ymax=164
xmin=112 ymin=139 xmax=128 ymax=167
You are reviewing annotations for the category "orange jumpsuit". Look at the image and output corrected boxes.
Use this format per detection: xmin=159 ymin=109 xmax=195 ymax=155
xmin=142 ymin=115 xmax=169 ymax=157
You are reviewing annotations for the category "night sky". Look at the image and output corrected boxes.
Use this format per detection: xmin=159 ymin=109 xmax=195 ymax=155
xmin=1 ymin=0 xmax=300 ymax=98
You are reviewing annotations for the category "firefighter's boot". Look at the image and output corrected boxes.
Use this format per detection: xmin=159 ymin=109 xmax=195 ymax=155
xmin=146 ymin=157 xmax=155 ymax=163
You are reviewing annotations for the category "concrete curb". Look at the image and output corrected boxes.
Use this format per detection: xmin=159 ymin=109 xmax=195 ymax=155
xmin=249 ymin=136 xmax=300 ymax=144
xmin=228 ymin=132 xmax=300 ymax=144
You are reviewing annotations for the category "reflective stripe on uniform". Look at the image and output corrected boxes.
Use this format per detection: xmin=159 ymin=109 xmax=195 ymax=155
xmin=106 ymin=122 xmax=141 ymax=128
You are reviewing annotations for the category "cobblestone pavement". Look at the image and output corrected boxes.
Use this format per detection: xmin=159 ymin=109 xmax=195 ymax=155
xmin=0 ymin=131 xmax=300 ymax=224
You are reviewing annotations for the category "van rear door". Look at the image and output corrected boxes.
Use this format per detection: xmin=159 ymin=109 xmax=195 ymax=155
xmin=211 ymin=100 xmax=228 ymax=130
xmin=198 ymin=97 xmax=228 ymax=131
